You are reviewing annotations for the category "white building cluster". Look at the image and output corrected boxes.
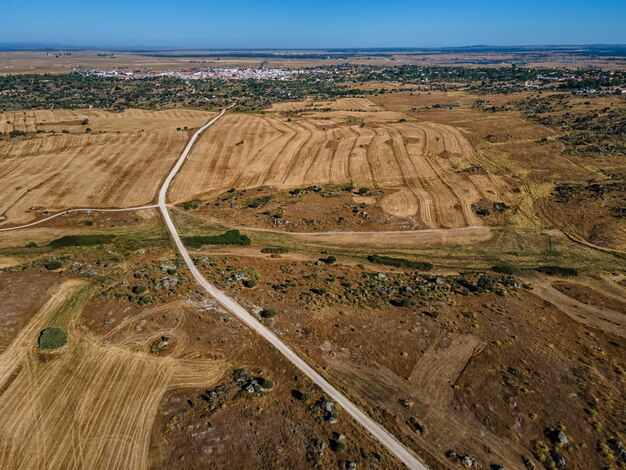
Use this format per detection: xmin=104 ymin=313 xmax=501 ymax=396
xmin=84 ymin=67 xmax=327 ymax=81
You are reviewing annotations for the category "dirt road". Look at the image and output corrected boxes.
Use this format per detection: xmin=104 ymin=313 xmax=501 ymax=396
xmin=158 ymin=109 xmax=428 ymax=469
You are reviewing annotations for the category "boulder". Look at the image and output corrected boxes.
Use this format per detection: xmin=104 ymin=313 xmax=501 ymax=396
xmin=550 ymin=450 xmax=566 ymax=469
xmin=547 ymin=429 xmax=568 ymax=446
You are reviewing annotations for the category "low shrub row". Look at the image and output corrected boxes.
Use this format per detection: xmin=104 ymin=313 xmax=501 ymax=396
xmin=183 ymin=230 xmax=251 ymax=248
xmin=48 ymin=234 xmax=116 ymax=248
xmin=367 ymin=254 xmax=433 ymax=270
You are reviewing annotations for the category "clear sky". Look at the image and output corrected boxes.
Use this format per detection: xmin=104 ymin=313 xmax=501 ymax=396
xmin=3 ymin=0 xmax=625 ymax=49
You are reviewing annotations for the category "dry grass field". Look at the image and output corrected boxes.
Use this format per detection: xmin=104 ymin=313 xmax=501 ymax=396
xmin=0 ymin=85 xmax=623 ymax=469
xmin=2 ymin=51 xmax=623 ymax=75
xmin=170 ymin=98 xmax=514 ymax=229
xmin=0 ymin=109 xmax=214 ymax=224
xmin=0 ymin=280 xmax=226 ymax=470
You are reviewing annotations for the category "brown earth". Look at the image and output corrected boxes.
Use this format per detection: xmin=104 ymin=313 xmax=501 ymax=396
xmin=173 ymin=249 xmax=626 ymax=469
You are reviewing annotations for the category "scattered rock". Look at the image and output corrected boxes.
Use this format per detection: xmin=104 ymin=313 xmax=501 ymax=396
xmin=547 ymin=429 xmax=568 ymax=446
xmin=608 ymin=439 xmax=626 ymax=465
xmin=461 ymin=455 xmax=478 ymax=468
xmin=407 ymin=417 xmax=427 ymax=435
xmin=160 ymin=276 xmax=179 ymax=288
xmin=400 ymin=398 xmax=414 ymax=409
xmin=324 ymin=400 xmax=338 ymax=423
xmin=549 ymin=450 xmax=566 ymax=469
xmin=493 ymin=202 xmax=509 ymax=212
xmin=160 ymin=263 xmax=176 ymax=273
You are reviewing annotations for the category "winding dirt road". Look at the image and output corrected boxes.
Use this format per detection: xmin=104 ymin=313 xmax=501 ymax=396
xmin=158 ymin=109 xmax=427 ymax=469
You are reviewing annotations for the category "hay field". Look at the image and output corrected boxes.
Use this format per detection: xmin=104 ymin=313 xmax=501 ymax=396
xmin=170 ymin=100 xmax=512 ymax=229
xmin=0 ymin=109 xmax=214 ymax=224
xmin=0 ymin=280 xmax=225 ymax=470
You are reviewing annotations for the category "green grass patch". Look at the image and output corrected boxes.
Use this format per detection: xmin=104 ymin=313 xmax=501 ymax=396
xmin=48 ymin=234 xmax=116 ymax=248
xmin=38 ymin=327 xmax=68 ymax=349
xmin=183 ymin=230 xmax=251 ymax=248
xmin=367 ymin=254 xmax=433 ymax=270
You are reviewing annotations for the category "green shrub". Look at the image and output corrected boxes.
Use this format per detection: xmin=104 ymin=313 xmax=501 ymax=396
xmin=260 ymin=308 xmax=277 ymax=319
xmin=257 ymin=377 xmax=274 ymax=389
xmin=138 ymin=295 xmax=153 ymax=305
xmin=245 ymin=195 xmax=273 ymax=208
xmin=319 ymin=255 xmax=336 ymax=264
xmin=38 ymin=327 xmax=67 ymax=349
xmin=367 ymin=255 xmax=432 ymax=270
xmin=260 ymin=247 xmax=288 ymax=254
xmin=48 ymin=234 xmax=115 ymax=248
xmin=132 ymin=285 xmax=147 ymax=294
xmin=183 ymin=230 xmax=251 ymax=248
xmin=390 ymin=297 xmax=416 ymax=308
xmin=492 ymin=265 xmax=516 ymax=275
xmin=26 ymin=241 xmax=38 ymax=248
xmin=243 ymin=277 xmax=258 ymax=288
xmin=181 ymin=199 xmax=200 ymax=210
xmin=44 ymin=259 xmax=62 ymax=270
xmin=330 ymin=440 xmax=347 ymax=454
xmin=536 ymin=266 xmax=579 ymax=277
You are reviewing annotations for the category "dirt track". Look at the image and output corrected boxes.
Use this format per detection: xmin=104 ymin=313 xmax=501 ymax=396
xmin=527 ymin=275 xmax=625 ymax=338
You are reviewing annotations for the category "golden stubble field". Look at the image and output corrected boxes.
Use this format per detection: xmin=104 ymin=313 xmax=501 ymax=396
xmin=0 ymin=109 xmax=214 ymax=224
xmin=0 ymin=280 xmax=226 ymax=470
xmin=170 ymin=98 xmax=515 ymax=229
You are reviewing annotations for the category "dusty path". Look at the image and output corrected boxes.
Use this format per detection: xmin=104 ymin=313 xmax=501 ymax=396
xmin=527 ymin=275 xmax=625 ymax=338
xmin=159 ymin=109 xmax=427 ymax=469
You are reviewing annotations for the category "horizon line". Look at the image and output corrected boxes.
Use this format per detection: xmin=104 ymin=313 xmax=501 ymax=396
xmin=1 ymin=43 xmax=626 ymax=53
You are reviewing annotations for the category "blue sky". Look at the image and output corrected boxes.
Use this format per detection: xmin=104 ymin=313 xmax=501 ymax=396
xmin=3 ymin=0 xmax=625 ymax=48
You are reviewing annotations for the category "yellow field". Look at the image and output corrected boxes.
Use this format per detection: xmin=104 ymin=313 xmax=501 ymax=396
xmin=171 ymin=99 xmax=513 ymax=228
xmin=0 ymin=109 xmax=214 ymax=224
xmin=0 ymin=280 xmax=226 ymax=470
